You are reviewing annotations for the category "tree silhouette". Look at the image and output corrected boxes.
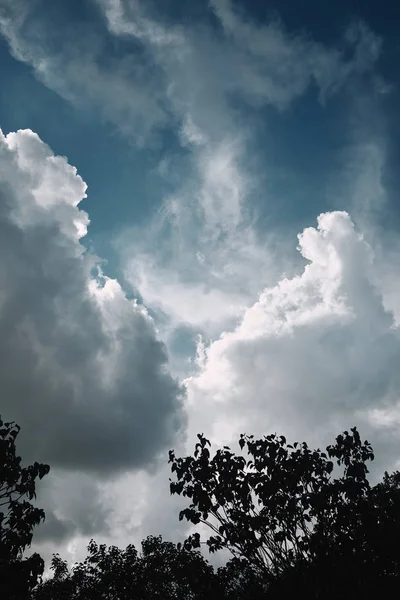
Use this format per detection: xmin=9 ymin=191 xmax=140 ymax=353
xmin=0 ymin=417 xmax=49 ymax=599
xmin=28 ymin=425 xmax=400 ymax=599
xmin=169 ymin=427 xmax=400 ymax=596
xmin=33 ymin=535 xmax=220 ymax=600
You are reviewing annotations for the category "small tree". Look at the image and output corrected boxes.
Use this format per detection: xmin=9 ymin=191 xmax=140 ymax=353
xmin=0 ymin=418 xmax=49 ymax=599
xmin=169 ymin=427 xmax=400 ymax=595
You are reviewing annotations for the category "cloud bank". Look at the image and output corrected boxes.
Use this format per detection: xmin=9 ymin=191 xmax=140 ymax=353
xmin=186 ymin=212 xmax=400 ymax=474
xmin=0 ymin=128 xmax=184 ymax=475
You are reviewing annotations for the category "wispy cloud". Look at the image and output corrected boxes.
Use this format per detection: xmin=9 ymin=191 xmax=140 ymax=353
xmin=0 ymin=0 xmax=170 ymax=142
xmin=0 ymin=0 xmax=382 ymax=143
xmin=99 ymin=1 xmax=382 ymax=345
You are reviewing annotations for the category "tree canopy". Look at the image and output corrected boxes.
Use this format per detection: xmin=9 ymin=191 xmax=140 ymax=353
xmin=33 ymin=535 xmax=220 ymax=600
xmin=2 ymin=416 xmax=400 ymax=599
xmin=169 ymin=427 xmax=400 ymax=596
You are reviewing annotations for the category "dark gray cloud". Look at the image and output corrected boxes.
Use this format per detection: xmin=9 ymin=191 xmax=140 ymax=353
xmin=0 ymin=128 xmax=185 ymax=476
xmin=33 ymin=512 xmax=77 ymax=545
xmin=33 ymin=471 xmax=112 ymax=544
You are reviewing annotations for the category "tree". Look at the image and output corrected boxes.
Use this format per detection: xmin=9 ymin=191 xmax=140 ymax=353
xmin=33 ymin=535 xmax=220 ymax=600
xmin=169 ymin=427 xmax=400 ymax=596
xmin=216 ymin=557 xmax=269 ymax=600
xmin=0 ymin=417 xmax=49 ymax=599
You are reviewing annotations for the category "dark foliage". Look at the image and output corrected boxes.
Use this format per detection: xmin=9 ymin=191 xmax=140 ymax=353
xmin=33 ymin=534 xmax=220 ymax=600
xmin=3 ymin=420 xmax=400 ymax=599
xmin=170 ymin=427 xmax=400 ymax=597
xmin=0 ymin=418 xmax=50 ymax=599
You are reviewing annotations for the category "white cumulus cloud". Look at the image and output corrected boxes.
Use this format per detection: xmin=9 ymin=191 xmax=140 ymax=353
xmin=185 ymin=211 xmax=400 ymax=475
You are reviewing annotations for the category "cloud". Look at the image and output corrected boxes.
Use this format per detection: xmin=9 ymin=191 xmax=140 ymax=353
xmin=184 ymin=211 xmax=400 ymax=473
xmin=0 ymin=0 xmax=382 ymax=146
xmin=92 ymin=0 xmax=383 ymax=344
xmin=0 ymin=0 xmax=170 ymax=143
xmin=34 ymin=472 xmax=110 ymax=544
xmin=0 ymin=128 xmax=184 ymax=476
xmin=1 ymin=1 xmax=385 ymax=340
xmin=97 ymin=0 xmax=184 ymax=46
xmin=92 ymin=0 xmax=383 ymax=164
xmin=120 ymin=138 xmax=281 ymax=338
xmin=210 ymin=0 xmax=381 ymax=104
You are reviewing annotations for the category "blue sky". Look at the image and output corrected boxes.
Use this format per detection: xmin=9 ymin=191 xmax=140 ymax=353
xmin=2 ymin=0 xmax=399 ymax=256
xmin=1 ymin=0 xmax=400 ymax=563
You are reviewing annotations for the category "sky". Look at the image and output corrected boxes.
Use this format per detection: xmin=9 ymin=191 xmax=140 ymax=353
xmin=1 ymin=0 xmax=400 ymax=565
